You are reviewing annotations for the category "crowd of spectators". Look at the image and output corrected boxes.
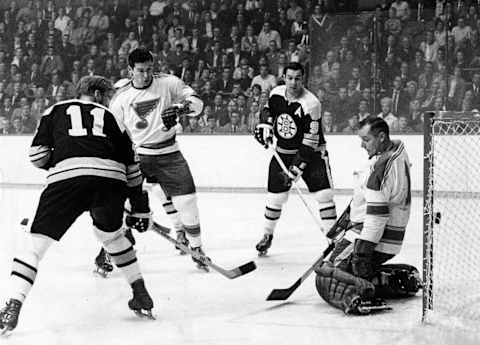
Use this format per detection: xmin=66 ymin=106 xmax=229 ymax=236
xmin=0 ymin=0 xmax=479 ymax=135
xmin=310 ymin=0 xmax=480 ymax=133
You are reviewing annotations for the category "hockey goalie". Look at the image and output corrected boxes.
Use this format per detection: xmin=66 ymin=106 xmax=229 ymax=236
xmin=314 ymin=117 xmax=421 ymax=315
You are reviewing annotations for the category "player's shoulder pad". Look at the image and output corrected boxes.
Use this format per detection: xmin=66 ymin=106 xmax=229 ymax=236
xmin=367 ymin=141 xmax=405 ymax=191
xmin=269 ymin=84 xmax=286 ymax=98
xmin=300 ymin=88 xmax=321 ymax=110
xmin=114 ymin=78 xmax=131 ymax=89
xmin=153 ymin=72 xmax=177 ymax=81
xmin=41 ymin=99 xmax=78 ymax=117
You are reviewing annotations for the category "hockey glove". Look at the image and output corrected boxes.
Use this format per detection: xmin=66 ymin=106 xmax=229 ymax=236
xmin=161 ymin=102 xmax=190 ymax=130
xmin=254 ymin=107 xmax=274 ymax=148
xmin=351 ymin=239 xmax=377 ymax=279
xmin=126 ymin=189 xmax=152 ymax=233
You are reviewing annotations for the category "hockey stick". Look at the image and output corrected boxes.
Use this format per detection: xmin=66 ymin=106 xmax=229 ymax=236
xmin=266 ymin=241 xmax=335 ymax=301
xmin=270 ymin=147 xmax=325 ymax=232
xmin=149 ymin=221 xmax=257 ymax=279
xmin=266 ymin=201 xmax=353 ymax=301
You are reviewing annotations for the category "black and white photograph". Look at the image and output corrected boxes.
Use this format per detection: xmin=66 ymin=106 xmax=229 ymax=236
xmin=0 ymin=0 xmax=478 ymax=344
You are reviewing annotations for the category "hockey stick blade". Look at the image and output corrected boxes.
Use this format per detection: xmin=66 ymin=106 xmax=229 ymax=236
xmin=266 ymin=241 xmax=335 ymax=301
xmin=151 ymin=222 xmax=256 ymax=279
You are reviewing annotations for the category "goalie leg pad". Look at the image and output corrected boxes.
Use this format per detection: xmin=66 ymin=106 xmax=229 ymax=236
xmin=93 ymin=226 xmax=141 ymax=284
xmin=315 ymin=261 xmax=375 ymax=314
xmin=372 ymin=263 xmax=422 ymax=298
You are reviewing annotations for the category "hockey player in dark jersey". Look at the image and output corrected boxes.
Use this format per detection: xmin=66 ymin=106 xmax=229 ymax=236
xmin=254 ymin=62 xmax=337 ymax=255
xmin=0 ymin=76 xmax=155 ymax=335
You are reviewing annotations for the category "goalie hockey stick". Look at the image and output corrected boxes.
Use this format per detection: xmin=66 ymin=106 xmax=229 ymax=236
xmin=149 ymin=221 xmax=257 ymax=279
xmin=266 ymin=203 xmax=353 ymax=300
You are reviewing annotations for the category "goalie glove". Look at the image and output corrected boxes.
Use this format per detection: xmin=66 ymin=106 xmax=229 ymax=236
xmin=254 ymin=107 xmax=274 ymax=148
xmin=351 ymin=239 xmax=377 ymax=279
xmin=125 ymin=189 xmax=152 ymax=232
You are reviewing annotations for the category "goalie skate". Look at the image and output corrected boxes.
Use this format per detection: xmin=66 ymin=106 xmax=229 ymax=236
xmin=191 ymin=246 xmax=210 ymax=272
xmin=129 ymin=279 xmax=155 ymax=320
xmin=175 ymin=230 xmax=189 ymax=255
xmin=348 ymin=297 xmax=392 ymax=315
xmin=0 ymin=299 xmax=22 ymax=336
xmin=94 ymin=248 xmax=113 ymax=278
xmin=256 ymin=234 xmax=273 ymax=256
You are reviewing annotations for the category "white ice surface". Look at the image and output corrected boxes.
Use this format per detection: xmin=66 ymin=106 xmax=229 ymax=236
xmin=0 ymin=189 xmax=478 ymax=345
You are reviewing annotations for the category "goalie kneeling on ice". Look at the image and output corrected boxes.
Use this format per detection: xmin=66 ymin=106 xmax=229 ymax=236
xmin=315 ymin=262 xmax=421 ymax=314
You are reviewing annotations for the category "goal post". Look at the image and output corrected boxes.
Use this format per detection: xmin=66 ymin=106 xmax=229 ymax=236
xmin=423 ymin=111 xmax=480 ymax=328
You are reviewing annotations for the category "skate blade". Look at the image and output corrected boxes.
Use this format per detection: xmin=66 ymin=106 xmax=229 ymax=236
xmin=258 ymin=251 xmax=268 ymax=257
xmin=133 ymin=309 xmax=156 ymax=320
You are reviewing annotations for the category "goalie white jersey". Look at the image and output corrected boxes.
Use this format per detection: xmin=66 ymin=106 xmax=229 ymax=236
xmin=346 ymin=140 xmax=411 ymax=255
xmin=110 ymin=73 xmax=203 ymax=155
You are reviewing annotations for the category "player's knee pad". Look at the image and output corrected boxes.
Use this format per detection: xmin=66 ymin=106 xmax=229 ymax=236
xmin=20 ymin=233 xmax=54 ymax=262
xmin=313 ymin=189 xmax=334 ymax=205
xmin=93 ymin=226 xmax=137 ymax=268
xmin=315 ymin=261 xmax=375 ymax=314
xmin=264 ymin=192 xmax=289 ymax=221
xmin=372 ymin=263 xmax=422 ymax=298
xmin=172 ymin=193 xmax=199 ymax=226
xmin=266 ymin=192 xmax=289 ymax=209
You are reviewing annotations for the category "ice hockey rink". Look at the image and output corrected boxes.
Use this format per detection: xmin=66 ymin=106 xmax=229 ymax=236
xmin=0 ymin=186 xmax=478 ymax=345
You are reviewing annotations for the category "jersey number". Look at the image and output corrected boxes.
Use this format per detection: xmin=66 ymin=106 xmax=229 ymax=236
xmin=67 ymin=105 xmax=106 ymax=137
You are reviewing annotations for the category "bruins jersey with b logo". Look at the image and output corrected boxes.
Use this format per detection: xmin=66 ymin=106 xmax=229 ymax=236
xmin=266 ymin=85 xmax=325 ymax=152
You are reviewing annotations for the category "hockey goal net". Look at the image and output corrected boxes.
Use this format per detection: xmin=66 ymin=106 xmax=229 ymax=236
xmin=423 ymin=111 xmax=480 ymax=328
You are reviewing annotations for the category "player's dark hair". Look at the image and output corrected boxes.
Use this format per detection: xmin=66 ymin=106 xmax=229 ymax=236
xmin=128 ymin=48 xmax=153 ymax=68
xmin=76 ymin=75 xmax=113 ymax=98
xmin=283 ymin=62 xmax=305 ymax=76
xmin=359 ymin=117 xmax=390 ymax=137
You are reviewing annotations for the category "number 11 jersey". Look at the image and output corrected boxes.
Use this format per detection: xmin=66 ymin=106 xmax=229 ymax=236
xmin=30 ymin=99 xmax=140 ymax=186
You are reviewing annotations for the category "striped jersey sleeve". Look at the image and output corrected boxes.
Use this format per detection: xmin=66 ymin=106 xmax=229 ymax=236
xmin=359 ymin=141 xmax=411 ymax=254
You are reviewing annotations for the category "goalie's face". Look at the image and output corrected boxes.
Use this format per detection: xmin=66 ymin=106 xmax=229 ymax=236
xmin=130 ymin=61 xmax=154 ymax=88
xmin=359 ymin=124 xmax=385 ymax=158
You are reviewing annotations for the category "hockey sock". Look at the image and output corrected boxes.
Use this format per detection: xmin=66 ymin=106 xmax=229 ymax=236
xmin=263 ymin=192 xmax=289 ymax=235
xmin=10 ymin=255 xmax=38 ymax=303
xmin=313 ymin=189 xmax=337 ymax=230
xmin=162 ymin=198 xmax=183 ymax=232
xmin=172 ymin=193 xmax=202 ymax=248
xmin=9 ymin=234 xmax=53 ymax=302
xmin=94 ymin=227 xmax=142 ymax=284
xmin=151 ymin=184 xmax=184 ymax=232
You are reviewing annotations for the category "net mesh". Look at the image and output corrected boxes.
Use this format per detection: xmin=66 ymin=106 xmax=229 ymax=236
xmin=424 ymin=112 xmax=480 ymax=328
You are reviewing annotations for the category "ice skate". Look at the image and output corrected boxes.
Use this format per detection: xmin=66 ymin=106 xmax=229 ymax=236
xmin=191 ymin=246 xmax=210 ymax=272
xmin=256 ymin=234 xmax=273 ymax=256
xmin=175 ymin=230 xmax=189 ymax=255
xmin=0 ymin=299 xmax=22 ymax=335
xmin=128 ymin=279 xmax=155 ymax=320
xmin=94 ymin=248 xmax=113 ymax=278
